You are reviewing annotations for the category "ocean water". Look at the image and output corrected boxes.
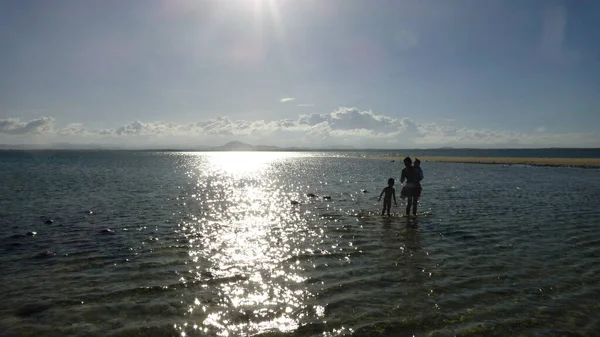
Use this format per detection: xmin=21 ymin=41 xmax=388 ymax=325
xmin=1 ymin=150 xmax=600 ymax=337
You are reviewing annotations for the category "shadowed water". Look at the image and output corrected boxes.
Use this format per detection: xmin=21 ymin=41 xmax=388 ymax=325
xmin=1 ymin=151 xmax=599 ymax=336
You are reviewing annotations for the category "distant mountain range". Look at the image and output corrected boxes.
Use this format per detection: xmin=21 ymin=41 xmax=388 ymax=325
xmin=1 ymin=142 xmax=596 ymax=151
xmin=0 ymin=141 xmax=314 ymax=151
xmin=211 ymin=141 xmax=357 ymax=151
xmin=212 ymin=141 xmax=281 ymax=151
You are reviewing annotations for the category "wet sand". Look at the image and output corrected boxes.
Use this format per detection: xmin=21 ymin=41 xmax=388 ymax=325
xmin=376 ymin=156 xmax=600 ymax=168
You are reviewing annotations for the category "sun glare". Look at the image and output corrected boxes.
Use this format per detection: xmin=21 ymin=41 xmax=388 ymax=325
xmin=204 ymin=151 xmax=292 ymax=177
xmin=232 ymin=0 xmax=283 ymax=29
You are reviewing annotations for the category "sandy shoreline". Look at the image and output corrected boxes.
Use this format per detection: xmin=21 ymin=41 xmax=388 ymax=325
xmin=372 ymin=156 xmax=600 ymax=168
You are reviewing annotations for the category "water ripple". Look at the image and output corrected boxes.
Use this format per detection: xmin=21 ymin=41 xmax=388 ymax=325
xmin=1 ymin=152 xmax=600 ymax=336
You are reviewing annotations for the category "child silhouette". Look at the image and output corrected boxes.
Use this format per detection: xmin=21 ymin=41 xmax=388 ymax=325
xmin=378 ymin=178 xmax=397 ymax=216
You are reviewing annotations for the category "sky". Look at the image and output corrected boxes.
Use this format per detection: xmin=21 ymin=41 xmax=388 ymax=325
xmin=1 ymin=0 xmax=599 ymax=149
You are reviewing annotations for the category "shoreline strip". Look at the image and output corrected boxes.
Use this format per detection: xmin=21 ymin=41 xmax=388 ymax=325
xmin=370 ymin=156 xmax=600 ymax=168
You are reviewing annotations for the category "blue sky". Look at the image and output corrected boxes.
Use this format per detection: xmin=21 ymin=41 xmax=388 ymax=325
xmin=1 ymin=0 xmax=599 ymax=148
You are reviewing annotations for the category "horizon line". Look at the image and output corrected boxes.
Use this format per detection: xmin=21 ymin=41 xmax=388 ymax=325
xmin=1 ymin=147 xmax=600 ymax=151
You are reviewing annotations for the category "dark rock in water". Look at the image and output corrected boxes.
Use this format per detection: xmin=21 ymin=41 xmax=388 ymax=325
xmin=362 ymin=190 xmax=368 ymax=193
xmin=323 ymin=196 xmax=331 ymax=200
xmin=44 ymin=219 xmax=54 ymax=224
xmin=290 ymin=200 xmax=300 ymax=205
xmin=85 ymin=210 xmax=93 ymax=215
xmin=26 ymin=231 xmax=37 ymax=236
xmin=15 ymin=303 xmax=53 ymax=317
xmin=391 ymin=160 xmax=395 ymax=162
xmin=306 ymin=193 xmax=317 ymax=198
xmin=35 ymin=251 xmax=56 ymax=258
xmin=101 ymin=228 xmax=115 ymax=234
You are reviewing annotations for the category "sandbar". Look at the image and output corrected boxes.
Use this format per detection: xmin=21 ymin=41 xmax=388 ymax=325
xmin=373 ymin=156 xmax=600 ymax=168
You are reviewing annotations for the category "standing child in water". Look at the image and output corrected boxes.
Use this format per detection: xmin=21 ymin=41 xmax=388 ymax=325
xmin=414 ymin=158 xmax=423 ymax=201
xmin=378 ymin=178 xmax=397 ymax=216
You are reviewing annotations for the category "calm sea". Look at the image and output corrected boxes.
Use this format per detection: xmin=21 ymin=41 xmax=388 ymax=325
xmin=1 ymin=150 xmax=600 ymax=336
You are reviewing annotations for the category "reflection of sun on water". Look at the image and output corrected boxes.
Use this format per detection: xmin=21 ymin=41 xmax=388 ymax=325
xmin=207 ymin=151 xmax=297 ymax=177
xmin=175 ymin=151 xmax=321 ymax=336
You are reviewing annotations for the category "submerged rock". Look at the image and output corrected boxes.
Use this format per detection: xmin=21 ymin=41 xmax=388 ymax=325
xmin=306 ymin=193 xmax=317 ymax=198
xmin=35 ymin=251 xmax=56 ymax=258
xmin=44 ymin=220 xmax=54 ymax=224
xmin=26 ymin=231 xmax=37 ymax=236
xmin=290 ymin=200 xmax=300 ymax=205
xmin=101 ymin=228 xmax=115 ymax=234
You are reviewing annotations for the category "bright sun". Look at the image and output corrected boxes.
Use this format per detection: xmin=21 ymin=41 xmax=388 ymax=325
xmin=230 ymin=0 xmax=283 ymax=22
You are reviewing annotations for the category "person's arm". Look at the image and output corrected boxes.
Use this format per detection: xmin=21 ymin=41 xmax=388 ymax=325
xmin=400 ymin=169 xmax=406 ymax=184
xmin=419 ymin=169 xmax=424 ymax=181
xmin=378 ymin=188 xmax=385 ymax=201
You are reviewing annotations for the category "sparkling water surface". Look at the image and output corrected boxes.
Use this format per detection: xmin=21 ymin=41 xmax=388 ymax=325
xmin=1 ymin=151 xmax=600 ymax=336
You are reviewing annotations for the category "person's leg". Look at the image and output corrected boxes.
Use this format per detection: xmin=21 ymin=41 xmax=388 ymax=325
xmin=412 ymin=197 xmax=418 ymax=216
xmin=406 ymin=197 xmax=412 ymax=215
xmin=386 ymin=203 xmax=391 ymax=216
xmin=381 ymin=205 xmax=385 ymax=216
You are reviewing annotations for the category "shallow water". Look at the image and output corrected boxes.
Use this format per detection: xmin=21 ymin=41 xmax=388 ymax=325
xmin=1 ymin=151 xmax=600 ymax=336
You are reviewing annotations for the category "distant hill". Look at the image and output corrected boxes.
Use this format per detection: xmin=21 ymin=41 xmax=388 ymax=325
xmin=212 ymin=141 xmax=281 ymax=151
xmin=213 ymin=141 xmax=253 ymax=151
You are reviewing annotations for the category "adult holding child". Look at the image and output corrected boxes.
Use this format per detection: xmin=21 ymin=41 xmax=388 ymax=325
xmin=400 ymin=157 xmax=420 ymax=216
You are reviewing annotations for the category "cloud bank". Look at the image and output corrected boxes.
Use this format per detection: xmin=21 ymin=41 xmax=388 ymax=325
xmin=0 ymin=117 xmax=55 ymax=135
xmin=1 ymin=107 xmax=598 ymax=149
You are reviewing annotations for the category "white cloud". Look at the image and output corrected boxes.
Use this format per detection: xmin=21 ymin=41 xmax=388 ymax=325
xmin=1 ymin=108 xmax=598 ymax=148
xmin=0 ymin=117 xmax=55 ymax=135
xmin=59 ymin=123 xmax=87 ymax=135
xmin=280 ymin=98 xmax=295 ymax=103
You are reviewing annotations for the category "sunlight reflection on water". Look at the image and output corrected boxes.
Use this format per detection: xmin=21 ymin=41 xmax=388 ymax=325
xmin=201 ymin=151 xmax=304 ymax=177
xmin=174 ymin=152 xmax=333 ymax=336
